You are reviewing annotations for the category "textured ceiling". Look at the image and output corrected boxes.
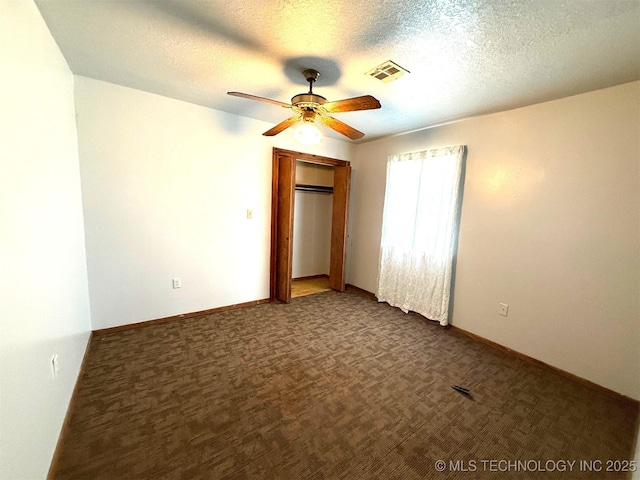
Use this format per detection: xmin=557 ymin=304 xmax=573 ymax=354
xmin=35 ymin=0 xmax=640 ymax=143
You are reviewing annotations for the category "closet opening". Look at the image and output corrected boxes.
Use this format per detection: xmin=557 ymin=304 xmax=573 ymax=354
xmin=291 ymin=162 xmax=334 ymax=298
xmin=270 ymin=148 xmax=351 ymax=303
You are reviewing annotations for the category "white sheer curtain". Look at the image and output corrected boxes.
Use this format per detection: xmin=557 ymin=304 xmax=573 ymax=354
xmin=376 ymin=145 xmax=466 ymax=326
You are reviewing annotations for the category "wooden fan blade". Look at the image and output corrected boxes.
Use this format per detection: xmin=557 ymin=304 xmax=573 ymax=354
xmin=320 ymin=116 xmax=364 ymax=140
xmin=322 ymin=95 xmax=381 ymax=113
xmin=263 ymin=116 xmax=300 ymax=136
xmin=227 ymin=92 xmax=291 ymax=108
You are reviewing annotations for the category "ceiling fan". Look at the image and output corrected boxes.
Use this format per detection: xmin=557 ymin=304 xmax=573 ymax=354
xmin=227 ymin=69 xmax=381 ymax=142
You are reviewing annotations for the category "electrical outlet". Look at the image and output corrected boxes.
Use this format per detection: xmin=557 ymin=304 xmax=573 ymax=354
xmin=498 ymin=303 xmax=509 ymax=316
xmin=172 ymin=277 xmax=181 ymax=289
xmin=51 ymin=354 xmax=59 ymax=379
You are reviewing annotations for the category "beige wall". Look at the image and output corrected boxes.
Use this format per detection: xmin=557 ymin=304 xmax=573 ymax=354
xmin=74 ymin=76 xmax=353 ymax=330
xmin=349 ymin=82 xmax=640 ymax=399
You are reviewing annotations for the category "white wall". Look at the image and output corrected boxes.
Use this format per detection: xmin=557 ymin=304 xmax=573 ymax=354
xmin=0 ymin=2 xmax=93 ymax=478
xmin=349 ymin=82 xmax=640 ymax=400
xmin=293 ymin=191 xmax=333 ymax=278
xmin=74 ymin=76 xmax=353 ymax=330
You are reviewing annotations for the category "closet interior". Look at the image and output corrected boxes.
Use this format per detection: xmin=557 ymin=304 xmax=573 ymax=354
xmin=292 ymin=162 xmax=334 ymax=298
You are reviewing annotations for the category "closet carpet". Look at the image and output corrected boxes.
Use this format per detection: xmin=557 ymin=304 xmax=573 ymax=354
xmin=52 ymin=288 xmax=638 ymax=479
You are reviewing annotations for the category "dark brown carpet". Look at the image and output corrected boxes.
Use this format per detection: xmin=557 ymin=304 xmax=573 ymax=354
xmin=53 ymin=288 xmax=639 ymax=479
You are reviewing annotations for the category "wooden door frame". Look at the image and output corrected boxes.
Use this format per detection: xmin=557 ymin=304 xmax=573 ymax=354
xmin=329 ymin=164 xmax=351 ymax=291
xmin=270 ymin=148 xmax=351 ymax=301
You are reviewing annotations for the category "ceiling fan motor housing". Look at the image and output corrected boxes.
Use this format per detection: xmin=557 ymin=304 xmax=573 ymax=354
xmin=291 ymin=93 xmax=326 ymax=109
xmin=291 ymin=68 xmax=325 ymax=109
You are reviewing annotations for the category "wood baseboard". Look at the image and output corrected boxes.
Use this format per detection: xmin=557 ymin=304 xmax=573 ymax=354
xmin=345 ymin=283 xmax=377 ymax=299
xmin=47 ymin=333 xmax=93 ymax=480
xmin=344 ymin=283 xmax=638 ymax=406
xmin=450 ymin=325 xmax=639 ymax=406
xmin=93 ymin=298 xmax=271 ymax=335
xmin=292 ymin=274 xmax=329 ymax=281
xmin=49 ymin=298 xmax=269 ymax=476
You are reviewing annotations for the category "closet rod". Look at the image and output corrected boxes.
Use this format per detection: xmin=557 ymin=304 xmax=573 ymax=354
xmin=295 ymin=184 xmax=333 ymax=194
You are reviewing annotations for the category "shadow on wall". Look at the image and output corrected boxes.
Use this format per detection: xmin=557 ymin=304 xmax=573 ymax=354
xmin=208 ymin=109 xmax=273 ymax=136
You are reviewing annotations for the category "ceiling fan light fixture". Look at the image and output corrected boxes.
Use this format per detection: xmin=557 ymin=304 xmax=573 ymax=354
xmin=294 ymin=118 xmax=322 ymax=146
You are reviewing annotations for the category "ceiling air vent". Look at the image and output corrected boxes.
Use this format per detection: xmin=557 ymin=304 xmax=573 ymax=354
xmin=366 ymin=60 xmax=409 ymax=83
